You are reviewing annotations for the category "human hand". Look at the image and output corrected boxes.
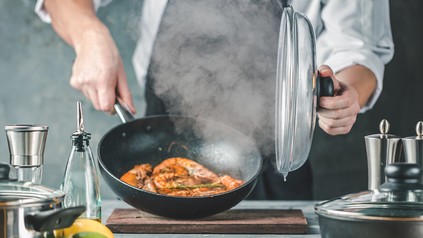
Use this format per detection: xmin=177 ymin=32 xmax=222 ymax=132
xmin=69 ymin=22 xmax=136 ymax=114
xmin=317 ymin=65 xmax=361 ymax=135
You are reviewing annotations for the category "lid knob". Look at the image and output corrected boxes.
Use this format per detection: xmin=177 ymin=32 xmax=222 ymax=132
xmin=380 ymin=163 xmax=423 ymax=192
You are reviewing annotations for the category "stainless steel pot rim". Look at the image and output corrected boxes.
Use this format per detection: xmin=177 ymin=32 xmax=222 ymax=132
xmin=316 ymin=202 xmax=423 ymax=221
xmin=0 ymin=191 xmax=64 ymax=207
xmin=316 ymin=210 xmax=423 ymax=222
xmin=0 ymin=182 xmax=65 ymax=207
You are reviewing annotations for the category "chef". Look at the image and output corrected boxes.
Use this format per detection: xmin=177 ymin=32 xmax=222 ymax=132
xmin=35 ymin=0 xmax=394 ymax=199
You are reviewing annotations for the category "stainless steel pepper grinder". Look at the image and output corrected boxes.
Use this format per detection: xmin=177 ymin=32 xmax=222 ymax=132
xmin=5 ymin=125 xmax=48 ymax=184
xmin=365 ymin=119 xmax=402 ymax=190
xmin=402 ymin=121 xmax=423 ymax=184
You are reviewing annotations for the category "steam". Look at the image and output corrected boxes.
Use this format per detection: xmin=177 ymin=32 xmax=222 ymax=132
xmin=148 ymin=0 xmax=282 ymax=156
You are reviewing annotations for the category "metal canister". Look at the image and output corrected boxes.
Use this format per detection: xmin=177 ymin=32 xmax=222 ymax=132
xmin=402 ymin=121 xmax=423 ymax=183
xmin=5 ymin=124 xmax=48 ymax=184
xmin=364 ymin=119 xmax=402 ymax=190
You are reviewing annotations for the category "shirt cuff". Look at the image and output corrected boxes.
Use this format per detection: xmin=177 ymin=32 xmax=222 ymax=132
xmin=323 ymin=50 xmax=385 ymax=113
xmin=35 ymin=0 xmax=51 ymax=23
xmin=34 ymin=0 xmax=113 ymax=23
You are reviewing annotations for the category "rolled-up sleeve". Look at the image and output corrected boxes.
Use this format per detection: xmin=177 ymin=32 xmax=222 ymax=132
xmin=34 ymin=0 xmax=113 ymax=23
xmin=316 ymin=0 xmax=394 ymax=112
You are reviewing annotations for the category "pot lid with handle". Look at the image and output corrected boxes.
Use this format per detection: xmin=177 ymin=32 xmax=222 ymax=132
xmin=315 ymin=163 xmax=423 ymax=221
xmin=0 ymin=163 xmax=65 ymax=208
xmin=275 ymin=5 xmax=334 ymax=179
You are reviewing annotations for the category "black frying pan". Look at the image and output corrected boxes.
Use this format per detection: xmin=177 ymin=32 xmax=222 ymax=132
xmin=97 ymin=104 xmax=262 ymax=219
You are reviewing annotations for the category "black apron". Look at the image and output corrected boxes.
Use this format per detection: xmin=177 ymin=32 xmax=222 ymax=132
xmin=145 ymin=0 xmax=312 ymax=200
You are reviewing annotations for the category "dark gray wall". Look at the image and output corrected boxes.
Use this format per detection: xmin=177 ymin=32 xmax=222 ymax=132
xmin=310 ymin=0 xmax=423 ymax=199
xmin=0 ymin=0 xmax=422 ymax=200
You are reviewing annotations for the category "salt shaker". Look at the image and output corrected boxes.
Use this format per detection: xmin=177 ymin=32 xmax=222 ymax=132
xmin=5 ymin=125 xmax=48 ymax=184
xmin=61 ymin=101 xmax=101 ymax=221
xmin=365 ymin=119 xmax=402 ymax=190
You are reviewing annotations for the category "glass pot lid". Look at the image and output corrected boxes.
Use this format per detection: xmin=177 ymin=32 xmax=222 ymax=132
xmin=0 ymin=164 xmax=64 ymax=207
xmin=316 ymin=163 xmax=423 ymax=221
xmin=275 ymin=6 xmax=333 ymax=179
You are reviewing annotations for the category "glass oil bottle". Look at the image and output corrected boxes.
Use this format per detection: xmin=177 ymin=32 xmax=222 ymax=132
xmin=61 ymin=101 xmax=101 ymax=221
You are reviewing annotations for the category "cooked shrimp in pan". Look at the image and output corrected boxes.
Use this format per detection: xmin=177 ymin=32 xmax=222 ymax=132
xmin=120 ymin=164 xmax=157 ymax=192
xmin=120 ymin=157 xmax=244 ymax=197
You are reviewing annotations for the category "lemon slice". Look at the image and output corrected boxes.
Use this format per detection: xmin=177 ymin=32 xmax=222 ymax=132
xmin=55 ymin=218 xmax=114 ymax=238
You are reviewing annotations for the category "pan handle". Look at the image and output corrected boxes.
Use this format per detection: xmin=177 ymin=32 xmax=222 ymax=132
xmin=114 ymin=101 xmax=135 ymax=123
xmin=25 ymin=206 xmax=86 ymax=232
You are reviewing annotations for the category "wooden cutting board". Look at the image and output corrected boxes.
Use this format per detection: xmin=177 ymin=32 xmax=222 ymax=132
xmin=106 ymin=208 xmax=308 ymax=234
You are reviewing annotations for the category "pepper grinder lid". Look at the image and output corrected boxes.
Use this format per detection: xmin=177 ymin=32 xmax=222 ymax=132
xmin=365 ymin=119 xmax=402 ymax=190
xmin=5 ymin=125 xmax=48 ymax=167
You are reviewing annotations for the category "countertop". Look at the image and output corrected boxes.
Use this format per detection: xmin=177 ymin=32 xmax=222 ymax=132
xmin=101 ymin=200 xmax=321 ymax=238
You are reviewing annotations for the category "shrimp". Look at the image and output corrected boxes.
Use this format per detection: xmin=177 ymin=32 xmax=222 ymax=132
xmin=152 ymin=157 xmax=220 ymax=195
xmin=120 ymin=164 xmax=156 ymax=192
xmin=219 ymin=175 xmax=244 ymax=190
xmin=119 ymin=157 xmax=245 ymax=196
xmin=152 ymin=157 xmax=219 ymax=181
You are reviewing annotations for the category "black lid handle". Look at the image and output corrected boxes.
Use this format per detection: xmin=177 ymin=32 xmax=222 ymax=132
xmin=26 ymin=206 xmax=86 ymax=232
xmin=316 ymin=75 xmax=334 ymax=107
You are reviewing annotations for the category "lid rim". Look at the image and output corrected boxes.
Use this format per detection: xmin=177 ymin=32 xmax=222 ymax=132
xmin=316 ymin=196 xmax=423 ymax=221
xmin=316 ymin=209 xmax=423 ymax=222
xmin=0 ymin=182 xmax=65 ymax=207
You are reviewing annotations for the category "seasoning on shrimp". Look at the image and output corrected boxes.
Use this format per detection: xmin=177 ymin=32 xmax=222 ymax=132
xmin=119 ymin=157 xmax=244 ymax=197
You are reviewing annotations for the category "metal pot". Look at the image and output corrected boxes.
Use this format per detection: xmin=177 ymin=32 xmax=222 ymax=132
xmin=315 ymin=163 xmax=423 ymax=238
xmin=0 ymin=164 xmax=85 ymax=238
xmin=97 ymin=104 xmax=262 ymax=219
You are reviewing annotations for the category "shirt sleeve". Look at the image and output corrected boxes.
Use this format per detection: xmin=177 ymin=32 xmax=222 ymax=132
xmin=34 ymin=0 xmax=113 ymax=23
xmin=316 ymin=0 xmax=394 ymax=112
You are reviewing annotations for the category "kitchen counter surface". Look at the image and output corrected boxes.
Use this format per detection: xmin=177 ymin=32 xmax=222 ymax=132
xmin=102 ymin=200 xmax=321 ymax=237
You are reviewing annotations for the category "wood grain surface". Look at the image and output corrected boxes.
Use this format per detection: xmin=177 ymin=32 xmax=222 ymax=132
xmin=106 ymin=208 xmax=308 ymax=234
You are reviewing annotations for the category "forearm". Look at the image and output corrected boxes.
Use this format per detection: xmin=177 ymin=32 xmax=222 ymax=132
xmin=335 ymin=65 xmax=377 ymax=108
xmin=44 ymin=0 xmax=108 ymax=51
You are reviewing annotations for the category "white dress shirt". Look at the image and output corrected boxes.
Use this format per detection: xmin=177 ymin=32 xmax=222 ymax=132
xmin=35 ymin=0 xmax=394 ymax=113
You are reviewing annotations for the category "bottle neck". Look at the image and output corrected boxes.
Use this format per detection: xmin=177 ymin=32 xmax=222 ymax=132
xmin=71 ymin=132 xmax=91 ymax=151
